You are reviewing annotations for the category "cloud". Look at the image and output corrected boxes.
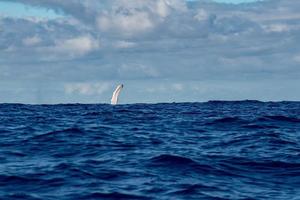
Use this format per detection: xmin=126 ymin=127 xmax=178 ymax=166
xmin=117 ymin=64 xmax=160 ymax=79
xmin=94 ymin=0 xmax=188 ymax=38
xmin=263 ymin=23 xmax=291 ymax=33
xmin=64 ymin=82 xmax=110 ymax=95
xmin=114 ymin=40 xmax=137 ymax=49
xmin=294 ymin=55 xmax=300 ymax=63
xmin=172 ymin=83 xmax=184 ymax=91
xmin=96 ymin=11 xmax=154 ymax=37
xmin=22 ymin=35 xmax=42 ymax=46
xmin=0 ymin=0 xmax=300 ymax=102
xmin=53 ymin=35 xmax=100 ymax=56
xmin=194 ymin=9 xmax=209 ymax=21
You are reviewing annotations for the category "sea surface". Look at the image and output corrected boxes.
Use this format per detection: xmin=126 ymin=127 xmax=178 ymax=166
xmin=0 ymin=101 xmax=300 ymax=200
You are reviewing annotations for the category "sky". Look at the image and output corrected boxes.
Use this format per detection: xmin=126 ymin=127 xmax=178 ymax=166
xmin=0 ymin=0 xmax=299 ymax=104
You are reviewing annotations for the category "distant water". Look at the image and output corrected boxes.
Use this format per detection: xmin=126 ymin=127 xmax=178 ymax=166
xmin=1 ymin=101 xmax=300 ymax=200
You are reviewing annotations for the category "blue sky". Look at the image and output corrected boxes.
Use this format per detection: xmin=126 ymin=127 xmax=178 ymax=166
xmin=0 ymin=0 xmax=261 ymax=18
xmin=0 ymin=0 xmax=299 ymax=104
xmin=0 ymin=1 xmax=59 ymax=18
xmin=194 ymin=0 xmax=261 ymax=3
xmin=212 ymin=0 xmax=262 ymax=3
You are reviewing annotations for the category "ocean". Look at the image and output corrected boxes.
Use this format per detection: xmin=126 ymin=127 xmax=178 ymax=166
xmin=0 ymin=101 xmax=300 ymax=200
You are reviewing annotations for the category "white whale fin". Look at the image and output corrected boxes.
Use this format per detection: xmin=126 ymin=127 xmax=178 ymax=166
xmin=111 ymin=84 xmax=123 ymax=105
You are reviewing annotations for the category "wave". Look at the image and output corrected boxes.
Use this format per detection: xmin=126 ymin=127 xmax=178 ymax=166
xmin=0 ymin=174 xmax=64 ymax=187
xmin=79 ymin=192 xmax=150 ymax=200
xmin=147 ymin=154 xmax=218 ymax=174
xmin=236 ymin=160 xmax=300 ymax=170
xmin=149 ymin=154 xmax=198 ymax=166
xmin=1 ymin=102 xmax=300 ymax=199
xmin=2 ymin=193 xmax=42 ymax=200
xmin=30 ymin=128 xmax=84 ymax=140
xmin=51 ymin=162 xmax=129 ymax=181
xmin=207 ymin=100 xmax=263 ymax=104
xmin=241 ymin=124 xmax=279 ymax=129
xmin=210 ymin=116 xmax=245 ymax=124
xmin=259 ymin=115 xmax=300 ymax=123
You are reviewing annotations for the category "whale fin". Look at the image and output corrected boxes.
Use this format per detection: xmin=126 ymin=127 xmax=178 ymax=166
xmin=111 ymin=84 xmax=123 ymax=105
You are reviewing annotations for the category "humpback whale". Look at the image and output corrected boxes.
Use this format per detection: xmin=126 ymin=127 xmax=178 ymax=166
xmin=111 ymin=84 xmax=123 ymax=105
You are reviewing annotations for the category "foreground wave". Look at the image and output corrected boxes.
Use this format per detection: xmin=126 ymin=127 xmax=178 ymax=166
xmin=0 ymin=101 xmax=300 ymax=199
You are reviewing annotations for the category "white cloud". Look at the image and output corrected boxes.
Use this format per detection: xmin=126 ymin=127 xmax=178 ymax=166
xmin=146 ymin=85 xmax=167 ymax=93
xmin=97 ymin=11 xmax=154 ymax=36
xmin=293 ymin=55 xmax=300 ymax=63
xmin=64 ymin=82 xmax=110 ymax=95
xmin=22 ymin=35 xmax=42 ymax=46
xmin=118 ymin=64 xmax=160 ymax=79
xmin=53 ymin=35 xmax=100 ymax=56
xmin=194 ymin=9 xmax=209 ymax=21
xmin=155 ymin=0 xmax=187 ymax=17
xmin=114 ymin=40 xmax=136 ymax=49
xmin=94 ymin=0 xmax=187 ymax=37
xmin=146 ymin=83 xmax=184 ymax=93
xmin=156 ymin=0 xmax=170 ymax=18
xmin=172 ymin=83 xmax=184 ymax=91
xmin=1 ymin=0 xmax=300 ymax=102
xmin=99 ymin=3 xmax=155 ymax=35
xmin=263 ymin=24 xmax=291 ymax=33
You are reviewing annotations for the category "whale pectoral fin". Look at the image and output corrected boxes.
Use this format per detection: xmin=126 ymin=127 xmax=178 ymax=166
xmin=111 ymin=84 xmax=123 ymax=105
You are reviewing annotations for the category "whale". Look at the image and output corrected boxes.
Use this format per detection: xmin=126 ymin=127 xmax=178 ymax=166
xmin=111 ymin=84 xmax=123 ymax=105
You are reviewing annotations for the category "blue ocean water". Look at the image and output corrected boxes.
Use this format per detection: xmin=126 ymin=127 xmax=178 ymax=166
xmin=0 ymin=101 xmax=300 ymax=200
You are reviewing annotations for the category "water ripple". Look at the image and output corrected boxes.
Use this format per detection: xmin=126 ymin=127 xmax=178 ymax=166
xmin=0 ymin=101 xmax=300 ymax=199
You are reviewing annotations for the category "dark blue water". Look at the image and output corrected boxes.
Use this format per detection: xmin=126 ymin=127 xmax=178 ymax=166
xmin=1 ymin=101 xmax=300 ymax=200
